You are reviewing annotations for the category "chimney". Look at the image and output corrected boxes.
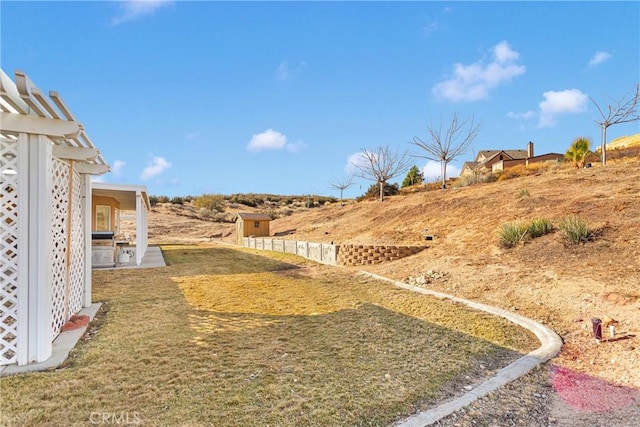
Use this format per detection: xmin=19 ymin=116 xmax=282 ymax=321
xmin=527 ymin=141 xmax=534 ymax=159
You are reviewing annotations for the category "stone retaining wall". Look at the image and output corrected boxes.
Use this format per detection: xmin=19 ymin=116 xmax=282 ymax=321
xmin=337 ymin=244 xmax=428 ymax=266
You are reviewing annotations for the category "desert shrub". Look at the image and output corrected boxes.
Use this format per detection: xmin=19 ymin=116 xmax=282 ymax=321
xmin=518 ymin=189 xmax=530 ymax=198
xmin=559 ymin=216 xmax=594 ymax=244
xmin=170 ymin=196 xmax=185 ymax=205
xmin=527 ymin=218 xmax=553 ymax=238
xmin=498 ymin=222 xmax=529 ymax=248
xmin=357 ymin=183 xmax=400 ymax=201
xmin=497 ymin=165 xmax=528 ymax=181
xmin=453 ymin=172 xmax=496 ymax=188
xmin=229 ymin=193 xmax=264 ymax=207
xmin=156 ymin=195 xmax=170 ymax=204
xmin=497 ymin=162 xmax=558 ymax=182
xmin=193 ymin=194 xmax=226 ymax=212
xmin=148 ymin=195 xmax=159 ymax=206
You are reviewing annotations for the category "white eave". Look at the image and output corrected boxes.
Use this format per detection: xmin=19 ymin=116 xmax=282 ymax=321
xmin=92 ymin=182 xmax=151 ymax=211
xmin=0 ymin=68 xmax=109 ymax=175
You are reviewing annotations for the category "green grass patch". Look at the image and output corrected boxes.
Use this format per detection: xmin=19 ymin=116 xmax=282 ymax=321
xmin=498 ymin=221 xmax=529 ymax=248
xmin=0 ymin=245 xmax=537 ymax=426
xmin=526 ymin=218 xmax=554 ymax=238
xmin=558 ymin=215 xmax=594 ymax=244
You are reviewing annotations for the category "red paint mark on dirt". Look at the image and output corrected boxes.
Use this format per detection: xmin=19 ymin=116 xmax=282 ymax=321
xmin=552 ymin=366 xmax=639 ymax=412
xmin=60 ymin=314 xmax=90 ymax=332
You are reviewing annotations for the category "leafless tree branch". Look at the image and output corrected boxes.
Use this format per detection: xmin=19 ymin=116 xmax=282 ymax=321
xmin=329 ymin=175 xmax=354 ymax=206
xmin=351 ymin=146 xmax=411 ymax=201
xmin=590 ymin=83 xmax=640 ymax=165
xmin=410 ymin=112 xmax=481 ymax=188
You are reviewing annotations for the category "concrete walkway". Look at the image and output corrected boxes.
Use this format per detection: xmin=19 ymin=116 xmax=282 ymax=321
xmin=358 ymin=272 xmax=563 ymax=427
xmin=0 ymin=303 xmax=102 ymax=377
xmin=94 ymin=245 xmax=166 ymax=270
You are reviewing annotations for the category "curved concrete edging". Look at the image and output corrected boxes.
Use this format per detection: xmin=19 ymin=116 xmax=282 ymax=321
xmin=358 ymin=271 xmax=563 ymax=427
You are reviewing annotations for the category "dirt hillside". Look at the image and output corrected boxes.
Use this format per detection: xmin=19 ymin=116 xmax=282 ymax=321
xmin=140 ymin=157 xmax=639 ymax=396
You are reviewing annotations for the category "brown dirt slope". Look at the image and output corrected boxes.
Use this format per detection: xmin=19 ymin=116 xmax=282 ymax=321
xmin=145 ymin=159 xmax=640 ymax=423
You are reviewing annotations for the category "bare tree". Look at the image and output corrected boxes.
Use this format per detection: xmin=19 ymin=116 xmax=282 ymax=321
xmin=351 ymin=146 xmax=411 ymax=201
xmin=329 ymin=175 xmax=354 ymax=206
xmin=410 ymin=113 xmax=481 ymax=189
xmin=590 ymin=83 xmax=640 ymax=165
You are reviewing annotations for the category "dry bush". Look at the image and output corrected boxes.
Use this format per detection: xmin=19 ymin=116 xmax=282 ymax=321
xmin=497 ymin=161 xmax=559 ymax=181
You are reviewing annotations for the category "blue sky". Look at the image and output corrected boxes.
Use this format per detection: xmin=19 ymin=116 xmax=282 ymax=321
xmin=2 ymin=1 xmax=638 ymax=198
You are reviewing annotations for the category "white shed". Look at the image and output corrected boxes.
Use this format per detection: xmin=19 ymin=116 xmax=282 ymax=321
xmin=0 ymin=69 xmax=109 ymax=367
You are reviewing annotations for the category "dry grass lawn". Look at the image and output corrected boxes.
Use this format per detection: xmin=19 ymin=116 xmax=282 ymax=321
xmin=0 ymin=245 xmax=537 ymax=426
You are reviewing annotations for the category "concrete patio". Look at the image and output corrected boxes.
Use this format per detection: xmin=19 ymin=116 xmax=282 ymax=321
xmin=93 ymin=245 xmax=166 ymax=270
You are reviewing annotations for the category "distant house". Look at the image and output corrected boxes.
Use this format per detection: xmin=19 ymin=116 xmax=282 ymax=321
xmin=235 ymin=213 xmax=271 ymax=245
xmin=461 ymin=142 xmax=564 ymax=176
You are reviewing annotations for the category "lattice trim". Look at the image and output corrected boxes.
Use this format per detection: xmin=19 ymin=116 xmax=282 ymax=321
xmin=0 ymin=138 xmax=19 ymax=365
xmin=68 ymin=169 xmax=85 ymax=315
xmin=50 ymin=157 xmax=69 ymax=338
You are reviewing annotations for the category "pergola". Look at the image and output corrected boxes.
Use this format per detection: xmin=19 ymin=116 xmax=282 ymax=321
xmin=1 ymin=69 xmax=109 ymax=367
xmin=91 ymin=182 xmax=150 ymax=266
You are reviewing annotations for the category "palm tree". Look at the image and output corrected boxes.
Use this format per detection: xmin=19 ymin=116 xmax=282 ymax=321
xmin=565 ymin=137 xmax=592 ymax=168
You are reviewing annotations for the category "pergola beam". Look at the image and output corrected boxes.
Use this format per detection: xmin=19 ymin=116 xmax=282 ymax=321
xmin=74 ymin=163 xmax=110 ymax=175
xmin=15 ymin=70 xmax=49 ymax=117
xmin=0 ymin=69 xmax=29 ymax=114
xmin=52 ymin=145 xmax=99 ymax=161
xmin=0 ymin=111 xmax=82 ymax=139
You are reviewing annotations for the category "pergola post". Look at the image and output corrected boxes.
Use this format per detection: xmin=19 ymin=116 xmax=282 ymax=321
xmin=135 ymin=191 xmax=148 ymax=266
xmin=15 ymin=134 xmax=30 ymax=365
xmin=27 ymin=134 xmax=54 ymax=363
xmin=82 ymin=174 xmax=93 ymax=307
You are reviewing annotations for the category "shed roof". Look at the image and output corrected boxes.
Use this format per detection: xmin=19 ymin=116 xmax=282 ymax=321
xmin=236 ymin=213 xmax=272 ymax=221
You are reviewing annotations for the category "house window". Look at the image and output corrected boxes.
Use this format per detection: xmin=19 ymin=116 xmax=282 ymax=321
xmin=254 ymin=221 xmax=260 ymax=228
xmin=96 ymin=205 xmax=111 ymax=231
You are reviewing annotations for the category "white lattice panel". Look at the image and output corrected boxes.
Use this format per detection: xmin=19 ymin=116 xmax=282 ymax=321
xmin=50 ymin=158 xmax=69 ymax=337
xmin=68 ymin=169 xmax=84 ymax=315
xmin=0 ymin=138 xmax=19 ymax=365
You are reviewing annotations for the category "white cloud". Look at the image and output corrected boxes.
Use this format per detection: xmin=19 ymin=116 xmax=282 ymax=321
xmin=112 ymin=160 xmax=126 ymax=176
xmin=506 ymin=111 xmax=535 ymax=120
xmin=247 ymin=129 xmax=289 ymax=152
xmin=421 ymin=160 xmax=461 ymax=182
xmin=91 ymin=175 xmax=105 ymax=183
xmin=432 ymin=41 xmax=526 ymax=102
xmin=588 ymin=51 xmax=612 ymax=68
xmin=538 ymin=89 xmax=588 ymax=127
xmin=276 ymin=60 xmax=306 ymax=81
xmin=421 ymin=21 xmax=440 ymax=36
xmin=111 ymin=0 xmax=173 ymax=26
xmin=141 ymin=156 xmax=171 ymax=180
xmin=345 ymin=152 xmax=368 ymax=175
